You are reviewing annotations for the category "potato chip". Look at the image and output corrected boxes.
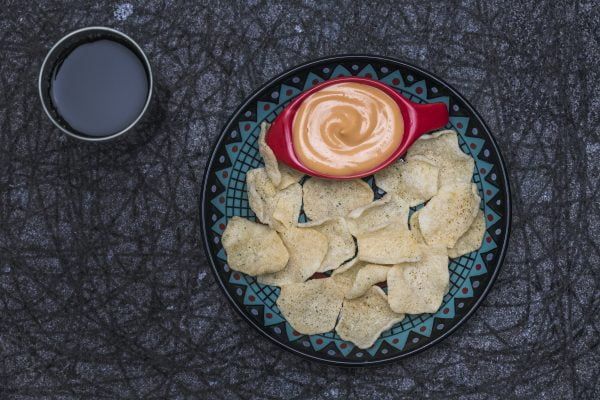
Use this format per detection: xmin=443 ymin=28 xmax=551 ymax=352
xmin=409 ymin=209 xmax=426 ymax=244
xmin=346 ymin=194 xmax=409 ymax=236
xmin=258 ymin=122 xmax=303 ymax=189
xmin=335 ymin=286 xmax=404 ymax=349
xmin=258 ymin=122 xmax=282 ymax=187
xmin=246 ymin=167 xmax=277 ymax=225
xmin=270 ymin=183 xmax=302 ymax=231
xmin=374 ymin=159 xmax=439 ymax=206
xmin=257 ymin=226 xmax=328 ymax=286
xmin=345 ymin=264 xmax=390 ymax=299
xmin=406 ymin=130 xmax=474 ymax=187
xmin=277 ymin=277 xmax=345 ymax=335
xmin=246 ymin=167 xmax=301 ymax=231
xmin=303 ymin=178 xmax=373 ymax=221
xmin=278 ymin=163 xmax=305 ymax=190
xmin=222 ymin=217 xmax=289 ymax=275
xmin=357 ymin=216 xmax=422 ymax=264
xmin=387 ymin=246 xmax=449 ymax=314
xmin=418 ymin=183 xmax=480 ymax=248
xmin=299 ymin=217 xmax=356 ymax=272
xmin=229 ymin=125 xmax=485 ymax=344
xmin=448 ymin=209 xmax=486 ymax=258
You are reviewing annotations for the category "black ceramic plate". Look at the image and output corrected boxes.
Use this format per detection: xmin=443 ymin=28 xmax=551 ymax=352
xmin=201 ymin=55 xmax=511 ymax=365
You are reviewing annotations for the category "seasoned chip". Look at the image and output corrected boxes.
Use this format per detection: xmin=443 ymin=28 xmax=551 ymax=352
xmin=406 ymin=130 xmax=474 ymax=187
xmin=246 ymin=167 xmax=278 ymax=225
xmin=303 ymin=178 xmax=373 ymax=221
xmin=231 ymin=125 xmax=483 ymax=345
xmin=222 ymin=217 xmax=289 ymax=275
xmin=299 ymin=217 xmax=356 ymax=272
xmin=258 ymin=122 xmax=304 ymax=189
xmin=448 ymin=209 xmax=485 ymax=258
xmin=409 ymin=209 xmax=426 ymax=244
xmin=357 ymin=216 xmax=422 ymax=264
xmin=345 ymin=264 xmax=390 ymax=299
xmin=270 ymin=183 xmax=302 ymax=231
xmin=335 ymin=286 xmax=404 ymax=349
xmin=374 ymin=159 xmax=439 ymax=206
xmin=258 ymin=122 xmax=282 ymax=187
xmin=346 ymin=194 xmax=409 ymax=236
xmin=277 ymin=277 xmax=345 ymax=335
xmin=257 ymin=226 xmax=328 ymax=286
xmin=418 ymin=183 xmax=480 ymax=248
xmin=387 ymin=246 xmax=449 ymax=314
xmin=246 ymin=167 xmax=301 ymax=231
xmin=278 ymin=163 xmax=305 ymax=190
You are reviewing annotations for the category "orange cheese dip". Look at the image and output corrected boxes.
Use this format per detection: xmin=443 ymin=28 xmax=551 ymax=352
xmin=292 ymin=82 xmax=404 ymax=176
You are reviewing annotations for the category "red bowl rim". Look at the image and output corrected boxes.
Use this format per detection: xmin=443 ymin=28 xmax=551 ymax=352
xmin=266 ymin=76 xmax=448 ymax=179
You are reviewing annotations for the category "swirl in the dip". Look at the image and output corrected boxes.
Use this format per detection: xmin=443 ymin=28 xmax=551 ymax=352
xmin=292 ymin=82 xmax=404 ymax=176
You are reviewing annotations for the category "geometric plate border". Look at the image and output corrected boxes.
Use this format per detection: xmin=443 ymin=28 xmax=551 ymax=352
xmin=201 ymin=55 xmax=512 ymax=366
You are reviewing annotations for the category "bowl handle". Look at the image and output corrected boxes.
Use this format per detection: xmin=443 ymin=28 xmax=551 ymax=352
xmin=404 ymin=102 xmax=449 ymax=148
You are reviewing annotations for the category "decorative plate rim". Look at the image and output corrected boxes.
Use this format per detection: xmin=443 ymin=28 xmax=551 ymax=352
xmin=200 ymin=54 xmax=512 ymax=366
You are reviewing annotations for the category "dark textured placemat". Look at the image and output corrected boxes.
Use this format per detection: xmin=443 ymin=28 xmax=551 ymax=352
xmin=0 ymin=1 xmax=598 ymax=399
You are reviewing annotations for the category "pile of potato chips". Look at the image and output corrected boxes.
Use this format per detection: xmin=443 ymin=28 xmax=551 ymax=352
xmin=222 ymin=123 xmax=485 ymax=349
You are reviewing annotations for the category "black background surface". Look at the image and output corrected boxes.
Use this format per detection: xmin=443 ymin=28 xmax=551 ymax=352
xmin=0 ymin=1 xmax=598 ymax=399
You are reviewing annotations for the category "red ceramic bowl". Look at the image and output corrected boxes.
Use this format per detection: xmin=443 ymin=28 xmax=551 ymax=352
xmin=266 ymin=76 xmax=449 ymax=179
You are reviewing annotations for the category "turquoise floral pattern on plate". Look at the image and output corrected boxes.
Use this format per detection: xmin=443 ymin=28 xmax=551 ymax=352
xmin=201 ymin=56 xmax=511 ymax=365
